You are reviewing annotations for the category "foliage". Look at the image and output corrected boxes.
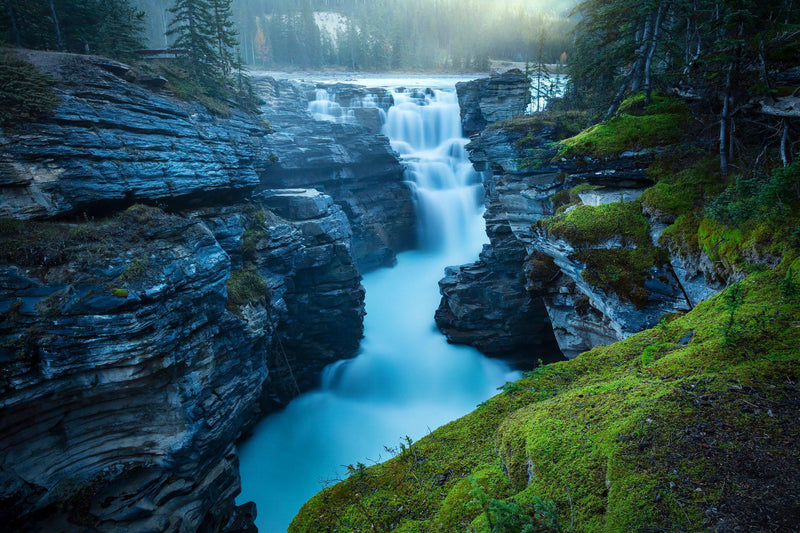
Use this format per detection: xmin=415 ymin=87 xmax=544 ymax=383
xmin=707 ymin=161 xmax=800 ymax=225
xmin=0 ymin=52 xmax=58 ymax=125
xmin=1 ymin=0 xmax=145 ymax=61
xmin=226 ymin=268 xmax=267 ymax=312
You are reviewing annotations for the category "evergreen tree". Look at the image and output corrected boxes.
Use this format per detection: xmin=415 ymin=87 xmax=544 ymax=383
xmin=168 ymin=0 xmax=218 ymax=83
xmin=208 ymin=0 xmax=238 ymax=75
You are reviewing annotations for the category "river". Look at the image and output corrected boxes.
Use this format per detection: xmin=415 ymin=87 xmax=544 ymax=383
xmin=238 ymin=82 xmax=520 ymax=532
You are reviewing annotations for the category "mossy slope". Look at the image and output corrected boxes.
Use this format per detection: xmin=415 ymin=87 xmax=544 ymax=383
xmin=291 ymin=259 xmax=800 ymax=532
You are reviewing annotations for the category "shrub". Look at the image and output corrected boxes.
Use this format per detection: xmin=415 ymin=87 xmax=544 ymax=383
xmin=0 ymin=52 xmax=58 ymax=125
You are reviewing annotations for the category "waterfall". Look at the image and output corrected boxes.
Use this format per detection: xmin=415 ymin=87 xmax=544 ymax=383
xmin=238 ymin=82 xmax=518 ymax=533
xmin=384 ymin=89 xmax=486 ymax=255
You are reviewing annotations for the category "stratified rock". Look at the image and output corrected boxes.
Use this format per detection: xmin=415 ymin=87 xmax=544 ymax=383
xmin=0 ymin=50 xmax=269 ymax=219
xmin=0 ymin=192 xmax=365 ymax=531
xmin=0 ymin=207 xmax=268 ymax=532
xmin=456 ymin=69 xmax=531 ymax=136
xmin=254 ymin=76 xmax=416 ymax=272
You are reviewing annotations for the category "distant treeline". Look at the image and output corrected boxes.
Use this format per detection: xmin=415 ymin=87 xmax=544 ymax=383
xmin=133 ymin=0 xmax=576 ymax=71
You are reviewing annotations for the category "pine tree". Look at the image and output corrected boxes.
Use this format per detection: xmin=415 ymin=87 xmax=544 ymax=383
xmin=208 ymin=0 xmax=238 ymax=75
xmin=168 ymin=0 xmax=218 ymax=84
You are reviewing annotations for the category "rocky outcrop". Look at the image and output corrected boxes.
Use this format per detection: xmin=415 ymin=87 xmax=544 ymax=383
xmin=456 ymin=69 xmax=531 ymax=136
xmin=0 ymin=51 xmax=269 ymax=220
xmin=254 ymin=76 xmax=415 ymax=272
xmin=0 ymin=188 xmax=365 ymax=531
xmin=0 ymin=51 xmax=382 ymax=533
xmin=438 ymin=105 xmax=722 ymax=359
xmin=0 ymin=52 xmax=415 ymax=273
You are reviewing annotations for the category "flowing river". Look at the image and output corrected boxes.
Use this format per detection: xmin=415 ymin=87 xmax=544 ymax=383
xmin=238 ymin=84 xmax=520 ymax=532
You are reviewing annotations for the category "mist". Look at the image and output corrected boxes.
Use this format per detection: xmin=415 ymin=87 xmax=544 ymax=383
xmin=132 ymin=0 xmax=579 ymax=71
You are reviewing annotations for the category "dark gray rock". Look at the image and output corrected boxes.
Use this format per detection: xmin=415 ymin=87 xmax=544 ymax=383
xmin=254 ymin=75 xmax=416 ymax=272
xmin=456 ymin=69 xmax=531 ymax=136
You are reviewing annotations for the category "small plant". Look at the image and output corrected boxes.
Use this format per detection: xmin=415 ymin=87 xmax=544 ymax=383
xmin=226 ymin=269 xmax=268 ymax=313
xmin=468 ymin=476 xmax=562 ymax=532
xmin=721 ymin=283 xmax=744 ymax=347
xmin=117 ymin=257 xmax=149 ymax=283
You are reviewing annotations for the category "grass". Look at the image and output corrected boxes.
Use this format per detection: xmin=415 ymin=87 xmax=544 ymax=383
xmin=291 ymin=258 xmax=800 ymax=532
xmin=557 ymin=94 xmax=690 ymax=158
xmin=538 ymin=200 xmax=650 ymax=248
xmin=226 ymin=269 xmax=267 ymax=314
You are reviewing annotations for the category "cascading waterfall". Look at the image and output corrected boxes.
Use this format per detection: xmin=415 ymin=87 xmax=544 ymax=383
xmin=237 ymin=84 xmax=518 ymax=533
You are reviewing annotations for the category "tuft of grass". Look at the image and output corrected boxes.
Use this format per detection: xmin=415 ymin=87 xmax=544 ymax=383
xmin=226 ymin=269 xmax=267 ymax=313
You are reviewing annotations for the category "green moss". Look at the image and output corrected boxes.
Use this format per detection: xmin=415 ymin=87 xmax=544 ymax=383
xmin=111 ymin=288 xmax=129 ymax=299
xmin=292 ymin=261 xmax=800 ymax=532
xmin=226 ymin=269 xmax=267 ymax=313
xmin=574 ymin=246 xmax=670 ymax=307
xmin=557 ymin=95 xmax=690 ymax=158
xmin=538 ymin=201 xmax=650 ymax=248
xmin=640 ymin=157 xmax=722 ymax=218
xmin=116 ymin=257 xmax=149 ymax=283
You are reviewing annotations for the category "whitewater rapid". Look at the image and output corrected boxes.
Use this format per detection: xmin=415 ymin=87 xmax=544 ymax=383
xmin=237 ymin=86 xmax=519 ymax=532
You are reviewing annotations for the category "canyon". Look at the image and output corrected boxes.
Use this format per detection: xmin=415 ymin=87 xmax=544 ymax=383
xmin=0 ymin=56 xmax=746 ymax=532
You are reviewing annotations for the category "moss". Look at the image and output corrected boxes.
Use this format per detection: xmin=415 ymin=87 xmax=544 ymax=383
xmin=226 ymin=269 xmax=267 ymax=313
xmin=292 ymin=261 xmax=800 ymax=532
xmin=640 ymin=157 xmax=723 ymax=218
xmin=116 ymin=257 xmax=149 ymax=283
xmin=538 ymin=201 xmax=650 ymax=248
xmin=111 ymin=288 xmax=129 ymax=299
xmin=557 ymin=95 xmax=690 ymax=158
xmin=574 ymin=247 xmax=670 ymax=307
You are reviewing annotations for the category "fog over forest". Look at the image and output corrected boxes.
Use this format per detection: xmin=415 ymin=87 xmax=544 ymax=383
xmin=132 ymin=0 xmax=578 ymax=71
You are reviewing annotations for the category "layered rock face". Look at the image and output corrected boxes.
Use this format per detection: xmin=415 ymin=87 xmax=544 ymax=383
xmin=440 ymin=96 xmax=726 ymax=358
xmin=0 ymin=51 xmax=269 ymax=219
xmin=0 ymin=191 xmax=364 ymax=531
xmin=0 ymin=51 xmax=389 ymax=532
xmin=254 ymin=76 xmax=415 ymax=272
xmin=456 ymin=69 xmax=531 ymax=136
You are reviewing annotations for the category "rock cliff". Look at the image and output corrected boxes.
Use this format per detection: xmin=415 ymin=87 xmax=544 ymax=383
xmin=0 ymin=51 xmax=406 ymax=532
xmin=438 ymin=91 xmax=728 ymax=359
xmin=253 ymin=75 xmax=415 ymax=272
xmin=456 ymin=69 xmax=531 ymax=136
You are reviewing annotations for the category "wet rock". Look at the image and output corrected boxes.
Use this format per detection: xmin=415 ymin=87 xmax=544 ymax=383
xmin=255 ymin=75 xmax=415 ymax=271
xmin=456 ymin=69 xmax=531 ymax=136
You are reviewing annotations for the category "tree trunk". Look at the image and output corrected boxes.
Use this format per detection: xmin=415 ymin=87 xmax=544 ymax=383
xmin=644 ymin=3 xmax=667 ymax=107
xmin=49 ymin=0 xmax=64 ymax=51
xmin=630 ymin=13 xmax=655 ymax=94
xmin=719 ymin=67 xmax=732 ymax=176
xmin=781 ymin=120 xmax=790 ymax=167
xmin=6 ymin=0 xmax=21 ymax=46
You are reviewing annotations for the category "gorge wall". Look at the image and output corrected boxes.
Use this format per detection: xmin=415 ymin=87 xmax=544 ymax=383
xmin=0 ymin=51 xmax=413 ymax=532
xmin=438 ymin=73 xmax=731 ymax=359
